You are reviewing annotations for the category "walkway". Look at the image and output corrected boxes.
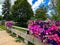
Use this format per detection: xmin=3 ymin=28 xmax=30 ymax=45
xmin=0 ymin=30 xmax=26 ymax=45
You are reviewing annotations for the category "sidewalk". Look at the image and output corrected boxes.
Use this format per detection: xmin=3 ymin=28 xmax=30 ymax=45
xmin=0 ymin=30 xmax=26 ymax=45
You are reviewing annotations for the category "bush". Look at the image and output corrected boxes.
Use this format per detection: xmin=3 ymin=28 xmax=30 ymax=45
xmin=5 ymin=21 xmax=14 ymax=27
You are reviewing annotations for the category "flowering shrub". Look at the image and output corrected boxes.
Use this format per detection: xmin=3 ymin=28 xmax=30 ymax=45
xmin=56 ymin=21 xmax=60 ymax=26
xmin=28 ymin=20 xmax=60 ymax=45
xmin=5 ymin=21 xmax=14 ymax=27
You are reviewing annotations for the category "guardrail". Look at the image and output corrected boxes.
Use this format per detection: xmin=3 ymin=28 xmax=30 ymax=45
xmin=12 ymin=26 xmax=29 ymax=31
xmin=7 ymin=26 xmax=50 ymax=45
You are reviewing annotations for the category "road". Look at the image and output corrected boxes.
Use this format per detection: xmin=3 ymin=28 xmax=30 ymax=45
xmin=0 ymin=30 xmax=26 ymax=45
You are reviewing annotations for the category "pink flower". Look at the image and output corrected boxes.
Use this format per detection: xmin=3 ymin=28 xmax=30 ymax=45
xmin=5 ymin=21 xmax=14 ymax=27
xmin=28 ymin=20 xmax=60 ymax=45
xmin=52 ymin=24 xmax=57 ymax=30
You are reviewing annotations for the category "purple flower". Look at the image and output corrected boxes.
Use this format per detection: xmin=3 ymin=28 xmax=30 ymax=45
xmin=5 ymin=21 xmax=14 ymax=27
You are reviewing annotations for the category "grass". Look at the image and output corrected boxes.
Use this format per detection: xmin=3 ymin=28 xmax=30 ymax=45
xmin=15 ymin=36 xmax=24 ymax=42
xmin=0 ymin=25 xmax=6 ymax=30
xmin=0 ymin=25 xmax=26 ymax=32
xmin=15 ymin=28 xmax=27 ymax=33
xmin=13 ymin=26 xmax=27 ymax=33
xmin=28 ymin=42 xmax=34 ymax=45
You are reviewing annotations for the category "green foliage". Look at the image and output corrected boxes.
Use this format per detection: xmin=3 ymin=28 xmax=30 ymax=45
xmin=28 ymin=42 xmax=34 ymax=45
xmin=35 ymin=8 xmax=47 ymax=20
xmin=57 ymin=15 xmax=60 ymax=21
xmin=2 ymin=0 xmax=11 ymax=20
xmin=0 ymin=16 xmax=3 ymax=20
xmin=56 ymin=0 xmax=60 ymax=15
xmin=14 ymin=27 xmax=26 ymax=33
xmin=56 ymin=0 xmax=60 ymax=21
xmin=11 ymin=0 xmax=33 ymax=27
xmin=51 ymin=15 xmax=60 ymax=21
xmin=16 ymin=36 xmax=24 ymax=42
xmin=0 ymin=26 xmax=6 ymax=30
xmin=51 ymin=15 xmax=58 ymax=21
xmin=52 ymin=0 xmax=60 ymax=21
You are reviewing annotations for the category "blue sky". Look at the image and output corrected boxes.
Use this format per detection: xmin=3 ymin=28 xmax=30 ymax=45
xmin=28 ymin=0 xmax=50 ymax=11
xmin=27 ymin=0 xmax=54 ymax=15
xmin=0 ymin=0 xmax=53 ymax=15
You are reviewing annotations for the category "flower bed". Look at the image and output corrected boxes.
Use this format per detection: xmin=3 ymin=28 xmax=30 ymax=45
xmin=28 ymin=20 xmax=60 ymax=45
xmin=5 ymin=21 xmax=14 ymax=29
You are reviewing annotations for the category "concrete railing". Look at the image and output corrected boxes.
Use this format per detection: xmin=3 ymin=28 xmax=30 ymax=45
xmin=12 ymin=26 xmax=29 ymax=31
xmin=7 ymin=26 xmax=50 ymax=45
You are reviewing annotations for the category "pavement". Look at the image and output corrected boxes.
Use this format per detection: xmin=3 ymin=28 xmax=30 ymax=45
xmin=0 ymin=30 xmax=26 ymax=45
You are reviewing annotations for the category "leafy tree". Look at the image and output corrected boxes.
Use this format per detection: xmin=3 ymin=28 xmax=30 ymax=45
xmin=51 ymin=15 xmax=57 ymax=21
xmin=51 ymin=0 xmax=60 ymax=21
xmin=11 ymin=0 xmax=34 ymax=27
xmin=0 ymin=16 xmax=3 ymax=20
xmin=56 ymin=0 xmax=60 ymax=21
xmin=56 ymin=0 xmax=60 ymax=15
xmin=35 ymin=8 xmax=47 ymax=20
xmin=53 ymin=0 xmax=60 ymax=21
xmin=2 ymin=0 xmax=11 ymax=20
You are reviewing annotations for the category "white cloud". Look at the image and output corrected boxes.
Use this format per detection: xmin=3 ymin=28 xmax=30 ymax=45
xmin=32 ymin=0 xmax=44 ymax=11
xmin=0 ymin=4 xmax=2 ymax=8
xmin=28 ymin=0 xmax=51 ymax=13
xmin=0 ymin=0 xmax=5 ymax=15
xmin=27 ymin=0 xmax=33 ymax=5
xmin=48 ymin=0 xmax=51 ymax=5
xmin=0 ymin=9 xmax=2 ymax=12
xmin=28 ymin=0 xmax=44 ymax=11
xmin=0 ymin=4 xmax=2 ymax=15
xmin=48 ymin=1 xmax=51 ymax=5
xmin=47 ymin=10 xmax=52 ymax=16
xmin=0 ymin=0 xmax=5 ymax=4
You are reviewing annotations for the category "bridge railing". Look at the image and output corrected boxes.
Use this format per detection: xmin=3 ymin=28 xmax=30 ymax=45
xmin=7 ymin=26 xmax=50 ymax=45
